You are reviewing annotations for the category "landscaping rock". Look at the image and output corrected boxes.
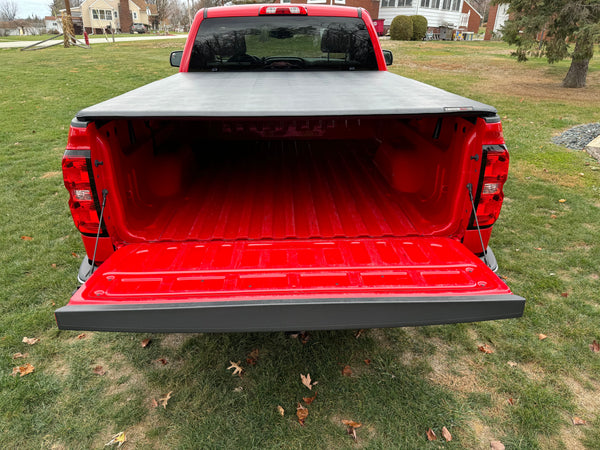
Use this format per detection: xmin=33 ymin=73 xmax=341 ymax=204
xmin=552 ymin=123 xmax=600 ymax=150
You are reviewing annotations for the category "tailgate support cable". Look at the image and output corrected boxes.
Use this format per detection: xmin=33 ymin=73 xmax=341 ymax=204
xmin=466 ymin=183 xmax=489 ymax=267
xmin=87 ymin=189 xmax=108 ymax=278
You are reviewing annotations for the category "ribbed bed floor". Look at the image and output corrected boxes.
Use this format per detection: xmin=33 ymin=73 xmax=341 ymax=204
xmin=150 ymin=142 xmax=417 ymax=241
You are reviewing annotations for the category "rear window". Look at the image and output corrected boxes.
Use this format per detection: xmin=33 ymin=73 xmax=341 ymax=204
xmin=189 ymin=16 xmax=378 ymax=71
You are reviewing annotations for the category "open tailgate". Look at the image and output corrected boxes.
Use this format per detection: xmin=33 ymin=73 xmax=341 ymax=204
xmin=55 ymin=237 xmax=524 ymax=332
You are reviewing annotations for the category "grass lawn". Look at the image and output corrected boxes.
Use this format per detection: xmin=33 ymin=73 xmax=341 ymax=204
xmin=1 ymin=39 xmax=599 ymax=449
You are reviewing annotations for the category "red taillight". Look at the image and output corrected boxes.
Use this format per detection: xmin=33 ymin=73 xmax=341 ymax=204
xmin=63 ymin=152 xmax=100 ymax=235
xmin=259 ymin=6 xmax=307 ymax=15
xmin=474 ymin=120 xmax=509 ymax=228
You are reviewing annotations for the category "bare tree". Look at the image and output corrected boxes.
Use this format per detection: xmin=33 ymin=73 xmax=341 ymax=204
xmin=0 ymin=0 xmax=18 ymax=21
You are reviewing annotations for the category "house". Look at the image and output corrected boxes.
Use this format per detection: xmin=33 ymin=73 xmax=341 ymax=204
xmin=279 ymin=0 xmax=380 ymax=22
xmin=377 ymin=0 xmax=469 ymax=32
xmin=460 ymin=0 xmax=481 ymax=34
xmin=64 ymin=0 xmax=153 ymax=34
xmin=44 ymin=16 xmax=63 ymax=33
xmin=0 ymin=19 xmax=45 ymax=36
xmin=484 ymin=2 xmax=509 ymax=40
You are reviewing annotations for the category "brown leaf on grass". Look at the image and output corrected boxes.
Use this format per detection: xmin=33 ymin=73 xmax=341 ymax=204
xmin=507 ymin=398 xmax=515 ymax=405
xmin=560 ymin=292 xmax=569 ymax=298
xmin=299 ymin=331 xmax=311 ymax=344
xmin=441 ymin=426 xmax=452 ymax=441
xmin=156 ymin=358 xmax=168 ymax=365
xmin=342 ymin=420 xmax=362 ymax=441
xmin=93 ymin=365 xmax=106 ymax=376
xmin=538 ymin=334 xmax=548 ymax=340
xmin=51 ymin=264 xmax=57 ymax=268
xmin=277 ymin=405 xmax=285 ymax=416
xmin=300 ymin=373 xmax=317 ymax=390
xmin=589 ymin=340 xmax=600 ymax=353
xmin=364 ymin=359 xmax=371 ymax=365
xmin=558 ymin=199 xmax=567 ymax=203
xmin=22 ymin=337 xmax=40 ymax=345
xmin=158 ymin=391 xmax=172 ymax=409
xmin=246 ymin=348 xmax=259 ymax=365
xmin=303 ymin=392 xmax=317 ymax=405
xmin=71 ymin=252 xmax=79 ymax=258
xmin=11 ymin=363 xmax=34 ymax=377
xmin=228 ymin=361 xmax=243 ymax=377
xmin=426 ymin=428 xmax=437 ymax=441
xmin=354 ymin=329 xmax=365 ymax=339
xmin=341 ymin=365 xmax=353 ymax=377
xmin=151 ymin=398 xmax=158 ymax=408
xmin=105 ymin=431 xmax=126 ymax=447
xmin=12 ymin=352 xmax=29 ymax=359
xmin=478 ymin=344 xmax=494 ymax=354
xmin=77 ymin=333 xmax=86 ymax=339
xmin=550 ymin=214 xmax=557 ymax=219
xmin=296 ymin=403 xmax=308 ymax=426
xmin=140 ymin=338 xmax=151 ymax=348
xmin=572 ymin=416 xmax=586 ymax=425
xmin=20 ymin=236 xmax=33 ymax=241
xmin=490 ymin=441 xmax=505 ymax=450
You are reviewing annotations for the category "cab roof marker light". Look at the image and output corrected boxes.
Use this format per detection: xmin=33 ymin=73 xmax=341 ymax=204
xmin=259 ymin=6 xmax=307 ymax=15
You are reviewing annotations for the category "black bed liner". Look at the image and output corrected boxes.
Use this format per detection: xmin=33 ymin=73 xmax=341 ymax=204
xmin=76 ymin=71 xmax=496 ymax=120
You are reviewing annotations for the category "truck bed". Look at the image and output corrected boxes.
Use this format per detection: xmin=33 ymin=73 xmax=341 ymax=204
xmin=76 ymin=71 xmax=496 ymax=120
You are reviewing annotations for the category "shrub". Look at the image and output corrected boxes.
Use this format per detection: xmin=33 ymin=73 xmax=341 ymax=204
xmin=390 ymin=15 xmax=413 ymax=41
xmin=411 ymin=15 xmax=428 ymax=41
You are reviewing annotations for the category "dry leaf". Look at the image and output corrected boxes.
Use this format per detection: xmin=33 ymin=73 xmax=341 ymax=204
xmin=560 ymin=292 xmax=569 ymax=298
xmin=158 ymin=391 xmax=172 ymax=409
xmin=277 ymin=405 xmax=285 ymax=416
xmin=21 ymin=235 xmax=33 ymax=241
xmin=71 ymin=252 xmax=79 ymax=258
xmin=12 ymin=352 xmax=29 ymax=359
xmin=77 ymin=333 xmax=86 ymax=339
xmin=507 ymin=361 xmax=518 ymax=367
xmin=347 ymin=426 xmax=358 ymax=441
xmin=426 ymin=428 xmax=437 ymax=441
xmin=341 ymin=365 xmax=353 ymax=377
xmin=140 ymin=338 xmax=151 ymax=348
xmin=12 ymin=363 xmax=35 ymax=377
xmin=507 ymin=398 xmax=515 ymax=405
xmin=558 ymin=199 xmax=567 ymax=203
xmin=296 ymin=403 xmax=308 ymax=425
xmin=105 ymin=431 xmax=126 ymax=447
xmin=364 ymin=359 xmax=371 ymax=365
xmin=300 ymin=331 xmax=311 ymax=344
xmin=22 ymin=337 xmax=40 ymax=345
xmin=246 ymin=348 xmax=259 ymax=365
xmin=151 ymin=398 xmax=158 ymax=408
xmin=441 ymin=426 xmax=452 ymax=441
xmin=538 ymin=334 xmax=548 ymax=340
xmin=478 ymin=344 xmax=494 ymax=354
xmin=156 ymin=358 xmax=168 ymax=365
xmin=228 ymin=361 xmax=243 ymax=377
xmin=355 ymin=329 xmax=365 ymax=339
xmin=590 ymin=340 xmax=600 ymax=353
xmin=490 ymin=440 xmax=505 ymax=450
xmin=300 ymin=373 xmax=317 ymax=390
xmin=342 ymin=420 xmax=362 ymax=428
xmin=303 ymin=392 xmax=317 ymax=405
xmin=550 ymin=214 xmax=557 ymax=219
xmin=93 ymin=365 xmax=106 ymax=376
xmin=572 ymin=416 xmax=586 ymax=425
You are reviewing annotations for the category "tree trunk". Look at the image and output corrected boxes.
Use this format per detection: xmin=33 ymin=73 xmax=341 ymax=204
xmin=562 ymin=58 xmax=589 ymax=88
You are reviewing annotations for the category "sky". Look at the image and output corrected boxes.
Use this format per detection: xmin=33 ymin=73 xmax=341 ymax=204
xmin=15 ymin=0 xmax=53 ymax=18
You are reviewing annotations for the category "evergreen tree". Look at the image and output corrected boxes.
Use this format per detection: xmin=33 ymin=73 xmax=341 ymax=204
xmin=502 ymin=0 xmax=600 ymax=88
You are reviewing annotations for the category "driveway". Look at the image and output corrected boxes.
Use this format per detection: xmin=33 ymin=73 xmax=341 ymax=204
xmin=0 ymin=34 xmax=187 ymax=49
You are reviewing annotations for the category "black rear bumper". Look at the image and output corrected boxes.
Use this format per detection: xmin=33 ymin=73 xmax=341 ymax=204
xmin=55 ymin=294 xmax=525 ymax=332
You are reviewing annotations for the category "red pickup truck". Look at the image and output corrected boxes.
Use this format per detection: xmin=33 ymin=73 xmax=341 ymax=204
xmin=56 ymin=4 xmax=524 ymax=332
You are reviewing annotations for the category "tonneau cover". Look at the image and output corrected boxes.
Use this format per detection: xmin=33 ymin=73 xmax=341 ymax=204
xmin=76 ymin=71 xmax=496 ymax=120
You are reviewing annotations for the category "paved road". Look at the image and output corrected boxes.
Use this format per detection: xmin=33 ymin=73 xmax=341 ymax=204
xmin=0 ymin=34 xmax=187 ymax=49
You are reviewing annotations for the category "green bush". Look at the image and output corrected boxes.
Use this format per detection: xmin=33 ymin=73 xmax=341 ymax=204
xmin=411 ymin=15 xmax=428 ymax=41
xmin=390 ymin=15 xmax=413 ymax=41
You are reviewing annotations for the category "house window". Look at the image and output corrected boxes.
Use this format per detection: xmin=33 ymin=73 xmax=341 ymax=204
xmin=92 ymin=9 xmax=113 ymax=20
xmin=451 ymin=0 xmax=460 ymax=11
xmin=133 ymin=11 xmax=138 ymax=19
xmin=421 ymin=0 xmax=430 ymax=7
xmin=334 ymin=0 xmax=346 ymax=4
xmin=398 ymin=0 xmax=412 ymax=6
xmin=280 ymin=0 xmax=291 ymax=3
xmin=431 ymin=0 xmax=440 ymax=8
xmin=442 ymin=0 xmax=451 ymax=10
xmin=92 ymin=9 xmax=98 ymax=19
xmin=114 ymin=11 xmax=118 ymax=18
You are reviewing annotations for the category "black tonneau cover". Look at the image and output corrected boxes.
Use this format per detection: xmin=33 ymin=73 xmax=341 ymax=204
xmin=76 ymin=71 xmax=496 ymax=120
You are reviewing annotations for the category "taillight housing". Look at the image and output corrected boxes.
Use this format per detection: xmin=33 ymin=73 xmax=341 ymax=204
xmin=63 ymin=151 xmax=101 ymax=235
xmin=474 ymin=119 xmax=510 ymax=228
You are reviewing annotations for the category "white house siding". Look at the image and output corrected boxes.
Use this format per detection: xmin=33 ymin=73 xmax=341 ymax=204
xmin=492 ymin=3 xmax=509 ymax=34
xmin=378 ymin=0 xmax=464 ymax=28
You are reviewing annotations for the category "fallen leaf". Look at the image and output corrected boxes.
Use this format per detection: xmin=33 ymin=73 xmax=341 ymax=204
xmin=140 ymin=338 xmax=151 ymax=348
xmin=347 ymin=426 xmax=358 ymax=441
xmin=105 ymin=431 xmax=126 ymax=447
xmin=426 ymin=428 xmax=437 ymax=441
xmin=519 ymin=97 xmax=524 ymax=103
xmin=342 ymin=365 xmax=353 ymax=377
xmin=507 ymin=398 xmax=515 ymax=405
xmin=11 ymin=363 xmax=35 ymax=377
xmin=71 ymin=252 xmax=79 ymax=258
xmin=300 ymin=331 xmax=311 ymax=344
xmin=535 ymin=247 xmax=542 ymax=251
xmin=12 ymin=352 xmax=29 ymax=359
xmin=21 ymin=236 xmax=33 ymax=241
xmin=490 ymin=441 xmax=505 ymax=450
xmin=558 ymin=199 xmax=566 ymax=203
xmin=151 ymin=398 xmax=158 ymax=408
xmin=233 ymin=386 xmax=243 ymax=393
xmin=296 ymin=403 xmax=308 ymax=425
xmin=342 ymin=420 xmax=362 ymax=428
xmin=156 ymin=358 xmax=168 ymax=365
xmin=478 ymin=344 xmax=494 ymax=354
xmin=550 ymin=214 xmax=557 ymax=219
xmin=572 ymin=416 xmax=586 ymax=425
xmin=301 ymin=373 xmax=317 ymax=390
xmin=303 ymin=392 xmax=317 ymax=405
xmin=277 ymin=405 xmax=285 ymax=416
xmin=77 ymin=333 xmax=86 ymax=339
xmin=561 ymin=292 xmax=569 ymax=298
xmin=93 ymin=365 xmax=106 ymax=376
xmin=22 ymin=337 xmax=40 ymax=345
xmin=441 ymin=426 xmax=452 ymax=442
xmin=158 ymin=391 xmax=172 ymax=409
xmin=51 ymin=264 xmax=57 ymax=268
xmin=364 ymin=359 xmax=371 ymax=365
xmin=246 ymin=348 xmax=259 ymax=365
xmin=228 ymin=361 xmax=243 ymax=377
xmin=590 ymin=340 xmax=600 ymax=353
xmin=355 ymin=329 xmax=365 ymax=339
xmin=507 ymin=361 xmax=518 ymax=367
xmin=538 ymin=334 xmax=548 ymax=340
